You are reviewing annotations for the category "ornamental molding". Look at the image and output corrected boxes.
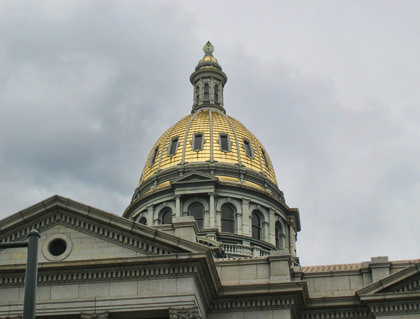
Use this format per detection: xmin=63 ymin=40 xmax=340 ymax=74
xmin=299 ymin=309 xmax=372 ymax=319
xmin=358 ymin=262 xmax=420 ymax=296
xmin=0 ymin=258 xmax=201 ymax=287
xmin=209 ymin=296 xmax=295 ymax=313
xmin=169 ymin=307 xmax=202 ymax=319
xmin=369 ymin=301 xmax=420 ymax=315
xmin=81 ymin=312 xmax=109 ymax=319
xmin=0 ymin=195 xmax=209 ymax=257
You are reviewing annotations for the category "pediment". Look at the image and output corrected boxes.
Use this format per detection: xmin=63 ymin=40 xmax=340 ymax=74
xmin=358 ymin=262 xmax=420 ymax=296
xmin=0 ymin=195 xmax=210 ymax=266
xmin=171 ymin=171 xmax=218 ymax=185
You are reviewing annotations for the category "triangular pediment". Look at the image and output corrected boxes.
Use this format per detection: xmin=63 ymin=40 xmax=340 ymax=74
xmin=358 ymin=262 xmax=420 ymax=296
xmin=0 ymin=195 xmax=210 ymax=266
xmin=171 ymin=171 xmax=218 ymax=185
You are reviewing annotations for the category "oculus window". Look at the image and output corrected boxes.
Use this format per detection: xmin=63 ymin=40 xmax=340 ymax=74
xmin=188 ymin=202 xmax=204 ymax=229
xmin=168 ymin=137 xmax=179 ymax=156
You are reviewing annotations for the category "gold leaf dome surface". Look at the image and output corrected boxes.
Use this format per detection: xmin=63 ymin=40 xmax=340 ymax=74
xmin=139 ymin=109 xmax=277 ymax=186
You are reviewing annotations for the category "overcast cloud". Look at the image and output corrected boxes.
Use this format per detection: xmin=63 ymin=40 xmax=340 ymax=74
xmin=0 ymin=0 xmax=419 ymax=266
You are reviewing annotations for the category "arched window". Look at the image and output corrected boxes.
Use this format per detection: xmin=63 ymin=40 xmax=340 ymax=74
xmin=203 ymin=83 xmax=209 ymax=101
xmin=214 ymin=84 xmax=219 ymax=103
xmin=195 ymin=85 xmax=199 ymax=103
xmin=160 ymin=207 xmax=172 ymax=224
xmin=221 ymin=203 xmax=235 ymax=233
xmin=275 ymin=221 xmax=284 ymax=248
xmin=188 ymin=202 xmax=204 ymax=229
xmin=139 ymin=217 xmax=147 ymax=225
xmin=251 ymin=210 xmax=262 ymax=240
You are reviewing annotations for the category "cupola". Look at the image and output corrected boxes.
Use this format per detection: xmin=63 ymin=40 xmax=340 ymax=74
xmin=190 ymin=41 xmax=228 ymax=114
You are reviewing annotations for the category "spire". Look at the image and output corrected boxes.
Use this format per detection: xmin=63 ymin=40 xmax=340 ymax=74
xmin=190 ymin=41 xmax=228 ymax=114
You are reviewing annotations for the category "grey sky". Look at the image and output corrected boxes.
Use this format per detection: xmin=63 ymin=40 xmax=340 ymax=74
xmin=0 ymin=1 xmax=419 ymax=266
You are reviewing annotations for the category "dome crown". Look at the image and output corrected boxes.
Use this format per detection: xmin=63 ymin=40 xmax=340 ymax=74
xmin=190 ymin=41 xmax=227 ymax=114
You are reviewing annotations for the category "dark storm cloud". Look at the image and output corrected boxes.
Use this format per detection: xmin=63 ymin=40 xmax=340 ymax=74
xmin=0 ymin=1 xmax=198 ymax=214
xmin=1 ymin=1 xmax=419 ymax=266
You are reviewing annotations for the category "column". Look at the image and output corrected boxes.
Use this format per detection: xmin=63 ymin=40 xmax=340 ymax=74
xmin=209 ymin=193 xmax=215 ymax=228
xmin=242 ymin=199 xmax=250 ymax=236
xmin=175 ymin=195 xmax=181 ymax=217
xmin=288 ymin=219 xmax=296 ymax=257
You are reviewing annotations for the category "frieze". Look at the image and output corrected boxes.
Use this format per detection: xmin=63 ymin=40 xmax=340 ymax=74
xmin=169 ymin=307 xmax=201 ymax=319
xmin=210 ymin=296 xmax=295 ymax=312
xmin=0 ymin=263 xmax=198 ymax=287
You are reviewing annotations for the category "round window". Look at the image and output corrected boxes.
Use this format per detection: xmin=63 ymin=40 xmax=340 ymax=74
xmin=48 ymin=238 xmax=67 ymax=256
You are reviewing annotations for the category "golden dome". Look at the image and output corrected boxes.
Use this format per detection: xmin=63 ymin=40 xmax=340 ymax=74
xmin=139 ymin=109 xmax=277 ymax=186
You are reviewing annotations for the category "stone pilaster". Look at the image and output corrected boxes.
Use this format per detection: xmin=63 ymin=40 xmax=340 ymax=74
xmin=175 ymin=195 xmax=181 ymax=217
xmin=209 ymin=192 xmax=215 ymax=228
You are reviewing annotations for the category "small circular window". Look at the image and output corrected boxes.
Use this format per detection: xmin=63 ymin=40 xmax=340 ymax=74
xmin=48 ymin=238 xmax=67 ymax=256
xmin=42 ymin=234 xmax=72 ymax=261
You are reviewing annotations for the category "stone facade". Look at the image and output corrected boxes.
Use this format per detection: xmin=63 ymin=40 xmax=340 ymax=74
xmin=1 ymin=43 xmax=419 ymax=319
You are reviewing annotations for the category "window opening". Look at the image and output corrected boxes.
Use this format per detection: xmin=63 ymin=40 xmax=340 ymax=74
xmin=139 ymin=217 xmax=147 ymax=225
xmin=261 ymin=148 xmax=269 ymax=167
xmin=168 ymin=137 xmax=179 ymax=155
xmin=195 ymin=85 xmax=199 ymax=103
xmin=243 ymin=139 xmax=253 ymax=157
xmin=214 ymin=84 xmax=219 ymax=103
xmin=275 ymin=221 xmax=284 ymax=248
xmin=220 ymin=134 xmax=229 ymax=151
xmin=251 ymin=211 xmax=262 ymax=240
xmin=204 ymin=83 xmax=209 ymax=101
xmin=189 ymin=202 xmax=204 ymax=229
xmin=160 ymin=207 xmax=172 ymax=224
xmin=221 ymin=204 xmax=235 ymax=233
xmin=193 ymin=133 xmax=204 ymax=151
xmin=150 ymin=145 xmax=160 ymax=165
xmin=48 ymin=238 xmax=67 ymax=256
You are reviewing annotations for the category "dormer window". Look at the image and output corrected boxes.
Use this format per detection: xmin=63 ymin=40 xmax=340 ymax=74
xmin=214 ymin=84 xmax=219 ymax=103
xmin=243 ymin=139 xmax=254 ymax=157
xmin=168 ymin=137 xmax=179 ymax=156
xmin=203 ymin=83 xmax=209 ymax=101
xmin=193 ymin=133 xmax=204 ymax=151
xmin=150 ymin=145 xmax=159 ymax=165
xmin=219 ymin=133 xmax=230 ymax=152
xmin=261 ymin=148 xmax=269 ymax=167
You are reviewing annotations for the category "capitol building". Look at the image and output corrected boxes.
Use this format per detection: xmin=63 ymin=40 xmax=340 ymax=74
xmin=0 ymin=42 xmax=419 ymax=319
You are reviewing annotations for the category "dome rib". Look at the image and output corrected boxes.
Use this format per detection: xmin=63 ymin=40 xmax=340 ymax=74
xmin=157 ymin=123 xmax=176 ymax=171
xmin=209 ymin=110 xmax=214 ymax=161
xmin=224 ymin=113 xmax=242 ymax=166
xmin=250 ymin=132 xmax=265 ymax=174
xmin=181 ymin=111 xmax=199 ymax=164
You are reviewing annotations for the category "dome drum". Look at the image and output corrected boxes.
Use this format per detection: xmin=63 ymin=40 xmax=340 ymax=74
xmin=125 ymin=169 xmax=300 ymax=258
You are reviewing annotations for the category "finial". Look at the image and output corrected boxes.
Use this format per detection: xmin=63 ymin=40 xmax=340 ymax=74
xmin=203 ymin=41 xmax=214 ymax=56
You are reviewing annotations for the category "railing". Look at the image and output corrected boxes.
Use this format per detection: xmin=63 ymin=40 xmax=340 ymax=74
xmin=220 ymin=242 xmax=270 ymax=258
